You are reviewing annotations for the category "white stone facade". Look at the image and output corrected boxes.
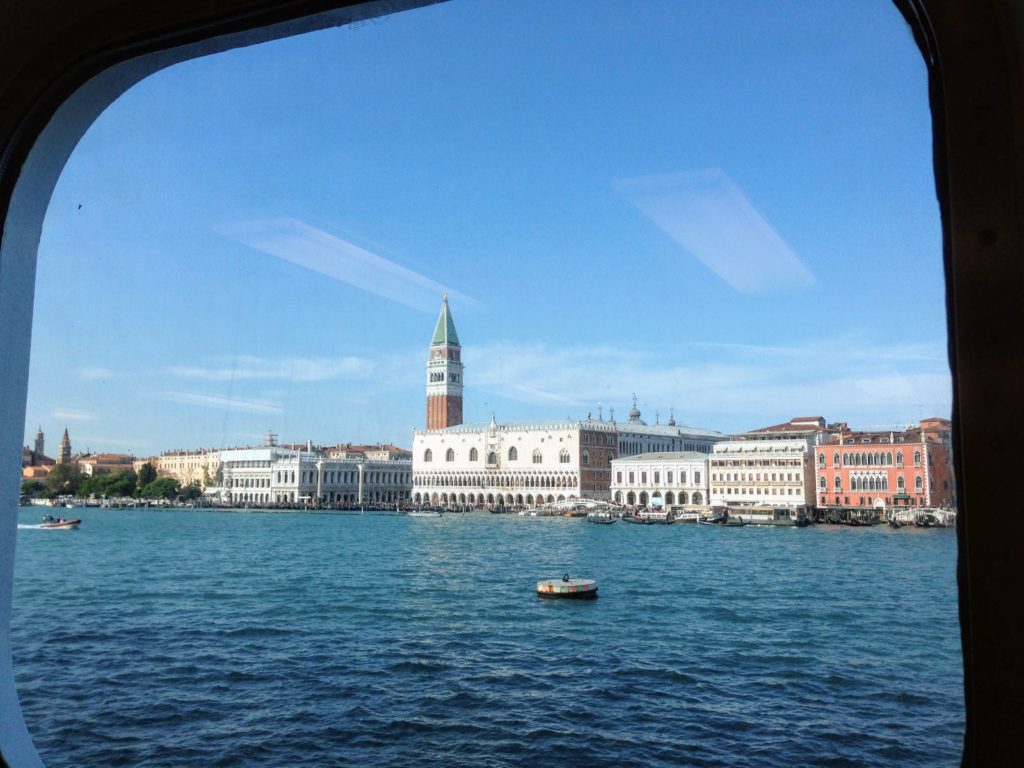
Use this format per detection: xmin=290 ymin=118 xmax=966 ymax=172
xmin=616 ymin=422 xmax=724 ymax=457
xmin=610 ymin=451 xmax=709 ymax=507
xmin=411 ymin=417 xmax=618 ymax=507
xmin=708 ymin=439 xmax=814 ymax=510
xmin=219 ymin=446 xmax=411 ymax=506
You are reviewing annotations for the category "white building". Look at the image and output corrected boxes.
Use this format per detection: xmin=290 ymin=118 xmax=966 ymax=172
xmin=610 ymin=451 xmax=709 ymax=508
xmin=614 ymin=396 xmax=725 ymax=457
xmin=409 ymin=300 xmax=723 ymax=509
xmin=219 ymin=445 xmax=412 ymax=507
xmin=412 ymin=415 xmax=618 ymax=508
xmin=708 ymin=439 xmax=815 ymax=510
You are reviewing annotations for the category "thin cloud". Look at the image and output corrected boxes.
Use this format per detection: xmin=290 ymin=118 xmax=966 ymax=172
xmin=218 ymin=218 xmax=476 ymax=312
xmin=73 ymin=436 xmax=151 ymax=452
xmin=467 ymin=338 xmax=950 ymax=430
xmin=616 ymin=168 xmax=815 ymax=293
xmin=156 ymin=391 xmax=283 ymax=415
xmin=167 ymin=355 xmax=378 ymax=383
xmin=53 ymin=408 xmax=97 ymax=422
xmin=78 ymin=367 xmax=115 ymax=381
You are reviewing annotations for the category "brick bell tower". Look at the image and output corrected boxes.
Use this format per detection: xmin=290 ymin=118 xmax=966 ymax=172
xmin=426 ymin=293 xmax=463 ymax=430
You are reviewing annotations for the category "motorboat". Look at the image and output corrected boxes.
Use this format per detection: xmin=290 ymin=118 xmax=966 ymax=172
xmin=39 ymin=515 xmax=81 ymax=529
xmin=405 ymin=509 xmax=443 ymax=518
xmin=586 ymin=510 xmax=616 ymax=524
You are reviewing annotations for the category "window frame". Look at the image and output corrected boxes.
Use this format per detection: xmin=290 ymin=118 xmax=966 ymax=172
xmin=0 ymin=1 xmax=1018 ymax=765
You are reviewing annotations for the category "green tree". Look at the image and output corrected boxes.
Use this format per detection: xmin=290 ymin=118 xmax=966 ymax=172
xmin=20 ymin=479 xmax=46 ymax=498
xmin=45 ymin=463 xmax=83 ymax=496
xmin=140 ymin=477 xmax=178 ymax=499
xmin=79 ymin=469 xmax=137 ymax=498
xmin=180 ymin=482 xmax=202 ymax=501
xmin=137 ymin=462 xmax=157 ymax=487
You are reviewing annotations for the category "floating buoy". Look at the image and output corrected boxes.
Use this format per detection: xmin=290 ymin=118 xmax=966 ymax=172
xmin=536 ymin=573 xmax=598 ymax=599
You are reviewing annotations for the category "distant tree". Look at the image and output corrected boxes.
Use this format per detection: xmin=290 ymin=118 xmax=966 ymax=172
xmin=137 ymin=462 xmax=157 ymax=487
xmin=180 ymin=482 xmax=202 ymax=501
xmin=140 ymin=477 xmax=178 ymax=499
xmin=45 ymin=463 xmax=83 ymax=496
xmin=79 ymin=469 xmax=137 ymax=499
xmin=20 ymin=479 xmax=46 ymax=498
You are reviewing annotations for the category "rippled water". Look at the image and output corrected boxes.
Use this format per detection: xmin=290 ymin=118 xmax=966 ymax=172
xmin=12 ymin=507 xmax=963 ymax=767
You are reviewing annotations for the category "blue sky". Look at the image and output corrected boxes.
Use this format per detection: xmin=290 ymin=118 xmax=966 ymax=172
xmin=24 ymin=0 xmax=950 ymax=456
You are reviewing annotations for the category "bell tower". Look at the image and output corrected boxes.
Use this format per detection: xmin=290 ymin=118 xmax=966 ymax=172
xmin=426 ymin=294 xmax=463 ymax=430
xmin=58 ymin=427 xmax=71 ymax=464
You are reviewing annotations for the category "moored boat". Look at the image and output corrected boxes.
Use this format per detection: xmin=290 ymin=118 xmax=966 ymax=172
xmin=698 ymin=512 xmax=748 ymax=527
xmin=586 ymin=510 xmax=616 ymax=524
xmin=721 ymin=506 xmax=802 ymax=526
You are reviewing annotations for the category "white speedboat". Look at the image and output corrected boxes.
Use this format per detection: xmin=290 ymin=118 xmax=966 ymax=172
xmin=405 ymin=509 xmax=443 ymax=517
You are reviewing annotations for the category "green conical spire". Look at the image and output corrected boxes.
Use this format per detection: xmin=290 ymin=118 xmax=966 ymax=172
xmin=431 ymin=293 xmax=460 ymax=346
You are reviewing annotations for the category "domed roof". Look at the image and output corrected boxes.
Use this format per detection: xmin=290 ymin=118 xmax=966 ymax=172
xmin=628 ymin=394 xmax=645 ymax=424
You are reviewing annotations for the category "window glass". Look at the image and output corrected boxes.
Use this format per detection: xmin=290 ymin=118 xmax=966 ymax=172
xmin=13 ymin=2 xmax=959 ymax=767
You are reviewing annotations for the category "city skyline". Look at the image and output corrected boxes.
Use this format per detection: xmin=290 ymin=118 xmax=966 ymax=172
xmin=24 ymin=0 xmax=949 ymax=455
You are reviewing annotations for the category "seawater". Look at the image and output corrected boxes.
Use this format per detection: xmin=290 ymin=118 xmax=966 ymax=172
xmin=12 ymin=507 xmax=964 ymax=767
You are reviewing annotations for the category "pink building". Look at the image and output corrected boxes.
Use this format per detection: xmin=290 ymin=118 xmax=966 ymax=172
xmin=813 ymin=419 xmax=955 ymax=511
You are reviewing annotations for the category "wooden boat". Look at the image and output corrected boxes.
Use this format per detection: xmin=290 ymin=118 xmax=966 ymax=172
xmin=585 ymin=511 xmax=616 ymax=524
xmin=697 ymin=514 xmax=748 ymax=527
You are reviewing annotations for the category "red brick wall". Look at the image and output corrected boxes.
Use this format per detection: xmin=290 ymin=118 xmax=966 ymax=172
xmin=426 ymin=394 xmax=462 ymax=430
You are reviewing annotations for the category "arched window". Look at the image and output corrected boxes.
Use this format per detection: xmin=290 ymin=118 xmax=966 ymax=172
xmin=424 ymin=449 xmax=432 ymax=462
xmin=832 ymin=452 xmax=839 ymax=467
xmin=819 ymin=476 xmax=826 ymax=490
xmin=445 ymin=448 xmax=455 ymax=462
xmin=508 ymin=446 xmax=518 ymax=461
xmin=835 ymin=476 xmax=842 ymax=491
xmin=469 ymin=447 xmax=478 ymax=462
xmin=487 ymin=451 xmax=497 ymax=464
xmin=818 ymin=453 xmax=825 ymax=467
xmin=897 ymin=475 xmax=905 ymax=490
xmin=896 ymin=451 xmax=904 ymax=466
xmin=915 ymin=476 xmax=923 ymax=491
xmin=914 ymin=450 xmax=922 ymax=467
xmin=582 ymin=450 xmax=590 ymax=466
xmin=532 ymin=449 xmax=542 ymax=464
xmin=559 ymin=449 xmax=570 ymax=464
